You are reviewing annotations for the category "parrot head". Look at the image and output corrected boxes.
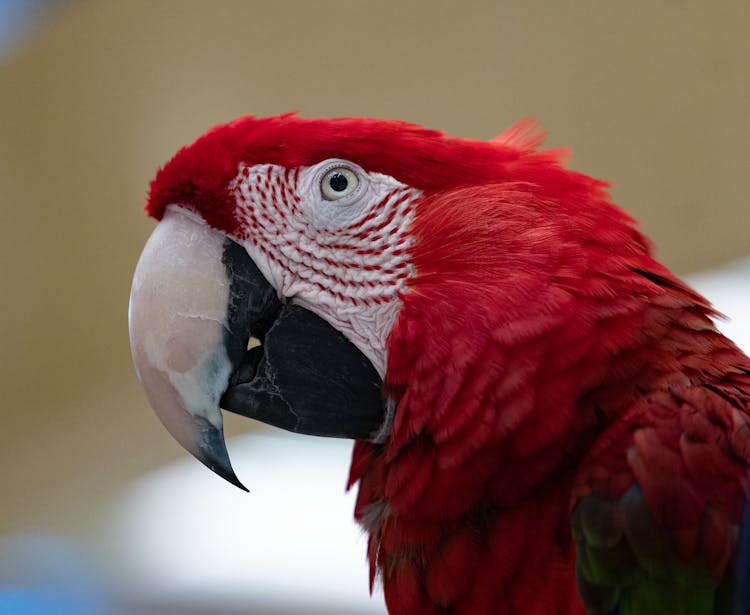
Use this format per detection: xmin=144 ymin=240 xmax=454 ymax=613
xmin=129 ymin=113 xmax=639 ymax=490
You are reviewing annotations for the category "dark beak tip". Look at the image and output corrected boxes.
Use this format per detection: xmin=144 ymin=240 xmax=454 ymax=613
xmin=211 ymin=462 xmax=250 ymax=492
xmin=194 ymin=416 xmax=249 ymax=492
xmin=197 ymin=453 xmax=249 ymax=492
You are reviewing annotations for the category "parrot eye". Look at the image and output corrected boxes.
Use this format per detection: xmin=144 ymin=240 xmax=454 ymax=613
xmin=320 ymin=166 xmax=360 ymax=201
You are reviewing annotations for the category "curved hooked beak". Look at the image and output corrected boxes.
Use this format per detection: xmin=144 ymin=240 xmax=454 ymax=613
xmin=128 ymin=208 xmax=276 ymax=490
xmin=129 ymin=207 xmax=386 ymax=490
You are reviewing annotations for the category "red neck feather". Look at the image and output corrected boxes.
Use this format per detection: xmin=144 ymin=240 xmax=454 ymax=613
xmin=348 ymin=161 xmax=726 ymax=614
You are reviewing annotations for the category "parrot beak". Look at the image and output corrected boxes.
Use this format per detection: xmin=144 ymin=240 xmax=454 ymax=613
xmin=129 ymin=206 xmax=386 ymax=490
xmin=128 ymin=207 xmax=281 ymax=492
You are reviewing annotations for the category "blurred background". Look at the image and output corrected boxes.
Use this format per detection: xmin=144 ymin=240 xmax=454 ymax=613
xmin=0 ymin=1 xmax=748 ymax=613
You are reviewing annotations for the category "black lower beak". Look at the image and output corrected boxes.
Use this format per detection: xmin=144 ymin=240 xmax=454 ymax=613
xmin=221 ymin=303 xmax=386 ymax=439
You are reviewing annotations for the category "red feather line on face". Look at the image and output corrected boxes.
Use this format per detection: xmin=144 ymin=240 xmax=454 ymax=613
xmin=146 ymin=113 xmax=572 ymax=236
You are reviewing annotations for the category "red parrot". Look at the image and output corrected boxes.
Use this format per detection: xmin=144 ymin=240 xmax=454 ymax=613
xmin=128 ymin=114 xmax=750 ymax=615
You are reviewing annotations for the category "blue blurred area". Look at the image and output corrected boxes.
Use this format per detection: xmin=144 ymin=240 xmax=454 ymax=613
xmin=0 ymin=0 xmax=60 ymax=57
xmin=0 ymin=589 xmax=100 ymax=615
xmin=0 ymin=534 xmax=108 ymax=615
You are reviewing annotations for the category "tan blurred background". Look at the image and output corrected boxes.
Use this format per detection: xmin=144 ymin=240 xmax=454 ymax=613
xmin=0 ymin=0 xmax=748 ymax=612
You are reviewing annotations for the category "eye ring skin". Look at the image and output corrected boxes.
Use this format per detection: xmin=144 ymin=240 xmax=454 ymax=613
xmin=321 ymin=166 xmax=360 ymax=201
xmin=314 ymin=159 xmax=367 ymax=206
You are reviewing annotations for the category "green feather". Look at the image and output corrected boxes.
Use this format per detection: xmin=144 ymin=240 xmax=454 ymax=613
xmin=574 ymin=486 xmax=730 ymax=615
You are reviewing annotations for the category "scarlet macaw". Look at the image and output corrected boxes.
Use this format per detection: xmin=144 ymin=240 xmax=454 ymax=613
xmin=129 ymin=114 xmax=750 ymax=615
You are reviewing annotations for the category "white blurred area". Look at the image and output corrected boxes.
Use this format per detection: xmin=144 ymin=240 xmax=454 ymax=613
xmin=688 ymin=258 xmax=750 ymax=355
xmin=106 ymin=430 xmax=386 ymax=614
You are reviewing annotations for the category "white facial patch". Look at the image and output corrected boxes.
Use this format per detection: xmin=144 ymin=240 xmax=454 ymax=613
xmin=229 ymin=160 xmax=421 ymax=377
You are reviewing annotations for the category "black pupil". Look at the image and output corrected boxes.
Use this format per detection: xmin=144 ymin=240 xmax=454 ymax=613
xmin=328 ymin=172 xmax=348 ymax=192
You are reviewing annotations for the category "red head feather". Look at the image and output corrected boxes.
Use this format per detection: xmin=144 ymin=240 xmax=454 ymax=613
xmin=147 ymin=113 xmax=576 ymax=234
